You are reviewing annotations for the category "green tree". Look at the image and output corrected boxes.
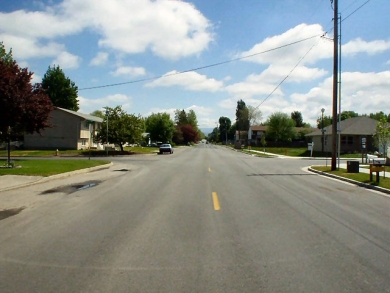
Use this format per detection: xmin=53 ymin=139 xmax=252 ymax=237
xmin=260 ymin=134 xmax=267 ymax=151
xmin=228 ymin=122 xmax=237 ymax=141
xmin=174 ymin=109 xmax=188 ymax=126
xmin=218 ymin=116 xmax=231 ymax=144
xmin=96 ymin=106 xmax=144 ymax=151
xmin=368 ymin=111 xmax=390 ymax=122
xmin=173 ymin=126 xmax=184 ymax=144
xmin=373 ymin=117 xmax=390 ymax=158
xmin=291 ymin=111 xmax=304 ymax=127
xmin=247 ymin=105 xmax=262 ymax=126
xmin=42 ymin=65 xmax=79 ymax=111
xmin=146 ymin=112 xmax=175 ymax=143
xmin=235 ymin=100 xmax=249 ymax=132
xmin=339 ymin=110 xmax=359 ymax=121
xmin=187 ymin=109 xmax=198 ymax=129
xmin=0 ymin=42 xmax=13 ymax=64
xmin=266 ymin=112 xmax=296 ymax=142
xmin=316 ymin=115 xmax=332 ymax=129
xmin=90 ymin=110 xmax=105 ymax=119
xmin=207 ymin=127 xmax=219 ymax=143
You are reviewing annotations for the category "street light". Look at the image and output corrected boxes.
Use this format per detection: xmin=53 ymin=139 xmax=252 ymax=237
xmin=321 ymin=108 xmax=325 ymax=157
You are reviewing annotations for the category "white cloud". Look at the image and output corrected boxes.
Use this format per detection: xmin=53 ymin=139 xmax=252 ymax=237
xmin=225 ymin=73 xmax=284 ymax=100
xmin=144 ymin=104 xmax=213 ymax=126
xmin=223 ymin=24 xmax=329 ymax=105
xmin=290 ymin=71 xmax=390 ymax=126
xmin=79 ymin=94 xmax=133 ymax=114
xmin=343 ymin=38 xmax=390 ymax=56
xmin=62 ymin=0 xmax=213 ymax=59
xmin=0 ymin=34 xmax=65 ymax=59
xmin=238 ymin=24 xmax=330 ymax=66
xmin=145 ymin=107 xmax=177 ymax=120
xmin=146 ymin=71 xmax=223 ymax=92
xmin=185 ymin=105 xmax=213 ymax=117
xmin=110 ymin=66 xmax=146 ymax=77
xmin=259 ymin=64 xmax=328 ymax=83
xmin=90 ymin=52 xmax=109 ymax=66
xmin=52 ymin=51 xmax=81 ymax=69
xmin=31 ymin=73 xmax=42 ymax=84
xmin=0 ymin=0 xmax=213 ymax=61
xmin=0 ymin=9 xmax=83 ymax=39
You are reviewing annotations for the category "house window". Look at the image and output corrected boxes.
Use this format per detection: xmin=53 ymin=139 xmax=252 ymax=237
xmin=81 ymin=140 xmax=86 ymax=146
xmin=341 ymin=136 xmax=353 ymax=145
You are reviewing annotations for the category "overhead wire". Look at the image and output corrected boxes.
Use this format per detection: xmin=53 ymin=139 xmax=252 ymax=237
xmin=252 ymin=0 xmax=373 ymax=111
xmin=80 ymin=0 xmax=373 ymax=119
xmin=79 ymin=34 xmax=321 ymax=91
xmin=342 ymin=0 xmax=372 ymax=22
xmin=253 ymin=36 xmax=324 ymax=111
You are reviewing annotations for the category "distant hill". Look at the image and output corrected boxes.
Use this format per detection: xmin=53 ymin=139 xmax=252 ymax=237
xmin=200 ymin=128 xmax=213 ymax=135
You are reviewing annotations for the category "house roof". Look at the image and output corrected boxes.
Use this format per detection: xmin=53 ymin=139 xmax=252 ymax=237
xmin=250 ymin=125 xmax=267 ymax=131
xmin=306 ymin=116 xmax=378 ymax=137
xmin=56 ymin=107 xmax=103 ymax=123
xmin=249 ymin=125 xmax=317 ymax=133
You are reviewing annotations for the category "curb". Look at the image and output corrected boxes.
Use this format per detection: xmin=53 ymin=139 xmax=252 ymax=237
xmin=0 ymin=162 xmax=113 ymax=192
xmin=308 ymin=167 xmax=390 ymax=196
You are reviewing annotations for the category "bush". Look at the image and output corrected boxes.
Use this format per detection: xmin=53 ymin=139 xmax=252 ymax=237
xmin=81 ymin=150 xmax=134 ymax=156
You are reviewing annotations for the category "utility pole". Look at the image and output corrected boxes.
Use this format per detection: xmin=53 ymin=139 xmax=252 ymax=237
xmin=106 ymin=110 xmax=109 ymax=157
xmin=331 ymin=0 xmax=339 ymax=171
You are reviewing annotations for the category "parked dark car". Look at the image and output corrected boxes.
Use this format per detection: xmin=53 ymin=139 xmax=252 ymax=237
xmin=159 ymin=143 xmax=173 ymax=154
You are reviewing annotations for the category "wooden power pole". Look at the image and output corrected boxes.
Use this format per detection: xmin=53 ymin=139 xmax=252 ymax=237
xmin=331 ymin=0 xmax=339 ymax=170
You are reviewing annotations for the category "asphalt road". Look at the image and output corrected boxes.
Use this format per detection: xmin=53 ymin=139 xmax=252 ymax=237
xmin=0 ymin=144 xmax=389 ymax=292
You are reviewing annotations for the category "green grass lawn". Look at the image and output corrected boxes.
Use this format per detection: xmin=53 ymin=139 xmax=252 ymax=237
xmin=0 ymin=149 xmax=82 ymax=157
xmin=124 ymin=146 xmax=159 ymax=154
xmin=0 ymin=159 xmax=110 ymax=176
xmin=311 ymin=166 xmax=390 ymax=190
xmin=247 ymin=146 xmax=367 ymax=158
xmin=0 ymin=147 xmax=160 ymax=157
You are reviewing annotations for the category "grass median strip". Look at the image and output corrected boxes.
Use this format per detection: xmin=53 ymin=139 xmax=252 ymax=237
xmin=0 ymin=159 xmax=110 ymax=176
xmin=311 ymin=166 xmax=390 ymax=190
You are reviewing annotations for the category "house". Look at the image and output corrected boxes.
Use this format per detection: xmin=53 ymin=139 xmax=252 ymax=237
xmin=305 ymin=116 xmax=378 ymax=154
xmin=24 ymin=107 xmax=103 ymax=150
xmin=247 ymin=125 xmax=316 ymax=146
xmin=248 ymin=126 xmax=267 ymax=145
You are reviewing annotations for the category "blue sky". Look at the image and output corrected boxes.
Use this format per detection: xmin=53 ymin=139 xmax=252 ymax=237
xmin=1 ymin=0 xmax=389 ymax=129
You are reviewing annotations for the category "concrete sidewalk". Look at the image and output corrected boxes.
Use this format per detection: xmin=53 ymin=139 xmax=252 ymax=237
xmin=0 ymin=163 xmax=113 ymax=192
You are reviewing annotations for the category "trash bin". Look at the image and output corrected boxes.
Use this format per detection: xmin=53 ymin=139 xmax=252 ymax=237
xmin=347 ymin=160 xmax=359 ymax=173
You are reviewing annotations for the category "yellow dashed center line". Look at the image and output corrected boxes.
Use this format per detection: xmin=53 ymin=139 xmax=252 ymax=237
xmin=208 ymin=167 xmax=211 ymax=172
xmin=212 ymin=192 xmax=220 ymax=211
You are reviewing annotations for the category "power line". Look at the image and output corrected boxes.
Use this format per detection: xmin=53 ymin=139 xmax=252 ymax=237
xmin=342 ymin=0 xmax=372 ymax=22
xmin=253 ymin=0 xmax=373 ymax=112
xmin=253 ymin=37 xmax=323 ymax=111
xmin=79 ymin=34 xmax=321 ymax=91
xmin=325 ymin=0 xmax=372 ymax=34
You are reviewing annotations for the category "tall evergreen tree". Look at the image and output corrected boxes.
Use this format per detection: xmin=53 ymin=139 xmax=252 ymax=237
xmin=291 ymin=111 xmax=304 ymax=127
xmin=235 ymin=100 xmax=249 ymax=131
xmin=174 ymin=109 xmax=188 ymax=126
xmin=42 ymin=65 xmax=79 ymax=111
